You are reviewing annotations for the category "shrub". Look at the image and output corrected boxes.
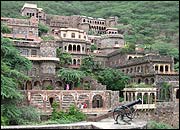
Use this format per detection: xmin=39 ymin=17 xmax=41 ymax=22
xmin=17 ymin=106 xmax=41 ymax=125
xmin=1 ymin=116 xmax=9 ymax=126
xmin=50 ymin=103 xmax=87 ymax=124
xmin=147 ymin=120 xmax=173 ymax=129
xmin=46 ymin=85 xmax=53 ymax=90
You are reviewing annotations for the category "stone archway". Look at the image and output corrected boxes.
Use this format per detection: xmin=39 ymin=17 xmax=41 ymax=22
xmin=92 ymin=94 xmax=103 ymax=108
xmin=26 ymin=81 xmax=32 ymax=90
xmin=33 ymin=81 xmax=41 ymax=89
xmin=145 ymin=78 xmax=149 ymax=84
xmin=176 ymin=89 xmax=179 ymax=99
xmin=68 ymin=44 xmax=72 ymax=51
xmin=77 ymin=45 xmax=81 ymax=52
xmin=55 ymin=81 xmax=63 ymax=90
xmin=42 ymin=80 xmax=53 ymax=89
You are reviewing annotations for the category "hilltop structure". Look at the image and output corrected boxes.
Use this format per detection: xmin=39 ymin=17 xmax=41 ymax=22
xmin=1 ymin=3 xmax=179 ymax=120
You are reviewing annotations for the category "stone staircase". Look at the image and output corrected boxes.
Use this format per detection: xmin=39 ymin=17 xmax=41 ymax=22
xmin=61 ymin=94 xmax=75 ymax=109
xmin=30 ymin=94 xmax=44 ymax=111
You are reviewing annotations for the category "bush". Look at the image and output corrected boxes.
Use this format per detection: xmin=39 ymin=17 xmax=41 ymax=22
xmin=41 ymin=36 xmax=55 ymax=41
xmin=147 ymin=120 xmax=173 ymax=129
xmin=1 ymin=116 xmax=9 ymax=126
xmin=38 ymin=23 xmax=49 ymax=36
xmin=46 ymin=85 xmax=53 ymax=90
xmin=119 ymin=97 xmax=124 ymax=102
xmin=17 ymin=106 xmax=41 ymax=125
xmin=50 ymin=103 xmax=87 ymax=124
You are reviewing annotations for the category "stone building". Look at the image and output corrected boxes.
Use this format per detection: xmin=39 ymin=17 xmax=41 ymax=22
xmin=1 ymin=3 xmax=179 ymax=115
xmin=21 ymin=3 xmax=46 ymax=23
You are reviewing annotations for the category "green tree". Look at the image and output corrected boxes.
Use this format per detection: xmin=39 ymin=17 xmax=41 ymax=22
xmin=96 ymin=67 xmax=130 ymax=91
xmin=80 ymin=55 xmax=102 ymax=75
xmin=1 ymin=38 xmax=32 ymax=125
xmin=1 ymin=23 xmax=11 ymax=34
xmin=56 ymin=48 xmax=72 ymax=67
xmin=90 ymin=44 xmax=97 ymax=52
xmin=38 ymin=23 xmax=49 ymax=37
xmin=57 ymin=68 xmax=86 ymax=89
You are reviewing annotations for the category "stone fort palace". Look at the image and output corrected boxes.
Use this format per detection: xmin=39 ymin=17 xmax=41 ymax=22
xmin=1 ymin=3 xmax=179 ymax=127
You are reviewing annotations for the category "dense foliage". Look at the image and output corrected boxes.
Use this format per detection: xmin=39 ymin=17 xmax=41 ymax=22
xmin=47 ymin=102 xmax=87 ymax=124
xmin=1 ymin=38 xmax=38 ymax=125
xmin=57 ymin=67 xmax=86 ymax=89
xmin=95 ymin=67 xmax=130 ymax=91
xmin=38 ymin=23 xmax=49 ymax=37
xmin=1 ymin=23 xmax=11 ymax=34
xmin=56 ymin=48 xmax=72 ymax=67
xmin=1 ymin=1 xmax=179 ymax=47
xmin=147 ymin=120 xmax=173 ymax=129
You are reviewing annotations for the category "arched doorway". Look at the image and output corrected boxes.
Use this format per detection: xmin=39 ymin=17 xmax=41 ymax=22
xmin=176 ymin=89 xmax=179 ymax=99
xmin=42 ymin=80 xmax=52 ymax=89
xmin=55 ymin=81 xmax=63 ymax=90
xmin=34 ymin=81 xmax=41 ymax=89
xmin=145 ymin=78 xmax=149 ymax=84
xmin=138 ymin=78 xmax=141 ymax=84
xmin=92 ymin=94 xmax=103 ymax=108
xmin=49 ymin=97 xmax=54 ymax=107
xmin=26 ymin=81 xmax=32 ymax=90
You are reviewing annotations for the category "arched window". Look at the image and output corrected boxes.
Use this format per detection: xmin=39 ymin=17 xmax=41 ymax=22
xmin=126 ymin=69 xmax=129 ymax=73
xmin=137 ymin=67 xmax=140 ymax=72
xmin=128 ymin=56 xmax=132 ymax=60
xmin=160 ymin=65 xmax=163 ymax=72
xmin=73 ymin=59 xmax=76 ymax=65
xmin=73 ymin=45 xmax=76 ymax=51
xmin=138 ymin=79 xmax=141 ymax=84
xmin=68 ymin=44 xmax=72 ymax=51
xmin=71 ymin=33 xmax=75 ymax=38
xmin=77 ymin=45 xmax=80 ymax=52
xmin=77 ymin=59 xmax=80 ymax=65
xmin=155 ymin=65 xmax=158 ymax=71
xmin=165 ymin=65 xmax=169 ymax=72
xmin=145 ymin=78 xmax=149 ymax=84
xmin=83 ymin=19 xmax=85 ymax=22
xmin=150 ymin=78 xmax=155 ymax=84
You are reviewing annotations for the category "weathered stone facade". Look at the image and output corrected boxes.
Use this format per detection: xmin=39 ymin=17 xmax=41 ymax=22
xmin=1 ymin=3 xmax=179 ymax=119
xmin=26 ymin=90 xmax=119 ymax=114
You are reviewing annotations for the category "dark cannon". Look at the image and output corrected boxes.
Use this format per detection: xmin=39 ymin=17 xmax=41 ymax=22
xmin=109 ymin=98 xmax=142 ymax=124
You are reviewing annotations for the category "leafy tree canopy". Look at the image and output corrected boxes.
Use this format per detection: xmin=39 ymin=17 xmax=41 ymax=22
xmin=56 ymin=48 xmax=72 ymax=67
xmin=1 ymin=37 xmax=32 ymax=125
xmin=95 ymin=67 xmax=130 ymax=91
xmin=57 ymin=67 xmax=86 ymax=86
